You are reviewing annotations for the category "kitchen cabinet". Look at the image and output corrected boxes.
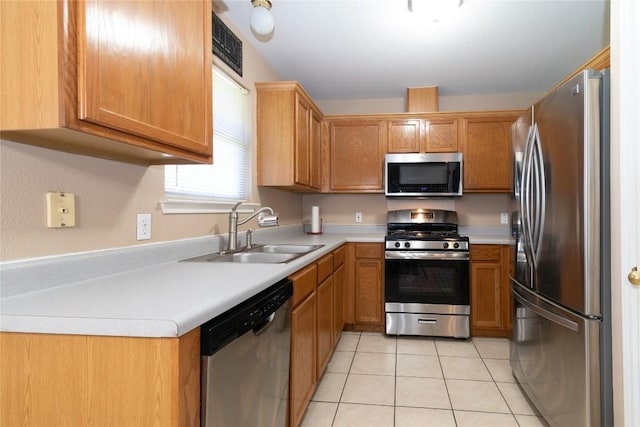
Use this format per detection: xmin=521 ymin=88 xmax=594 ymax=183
xmin=461 ymin=113 xmax=520 ymax=192
xmin=0 ymin=328 xmax=200 ymax=426
xmin=333 ymin=246 xmax=346 ymax=343
xmin=316 ymin=253 xmax=334 ymax=377
xmin=289 ymin=246 xmax=347 ymax=427
xmin=328 ymin=119 xmax=386 ymax=192
xmin=343 ymin=243 xmax=385 ymax=331
xmin=387 ymin=119 xmax=422 ymax=152
xmin=256 ymin=82 xmax=323 ymax=191
xmin=0 ymin=0 xmax=212 ymax=165
xmin=470 ymin=245 xmax=512 ymax=337
xmin=387 ymin=118 xmax=458 ymax=153
xmin=289 ymin=264 xmax=318 ymax=427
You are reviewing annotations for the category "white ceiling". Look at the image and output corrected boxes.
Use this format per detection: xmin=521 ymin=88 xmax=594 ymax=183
xmin=217 ymin=0 xmax=610 ymax=101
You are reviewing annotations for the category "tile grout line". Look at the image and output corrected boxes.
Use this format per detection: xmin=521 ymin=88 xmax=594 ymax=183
xmin=331 ymin=331 xmax=361 ymax=427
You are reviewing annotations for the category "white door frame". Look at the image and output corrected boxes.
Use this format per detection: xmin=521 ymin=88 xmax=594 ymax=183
xmin=610 ymin=0 xmax=639 ymax=425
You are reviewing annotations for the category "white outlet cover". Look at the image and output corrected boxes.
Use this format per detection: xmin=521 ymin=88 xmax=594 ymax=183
xmin=500 ymin=213 xmax=509 ymax=225
xmin=136 ymin=213 xmax=151 ymax=240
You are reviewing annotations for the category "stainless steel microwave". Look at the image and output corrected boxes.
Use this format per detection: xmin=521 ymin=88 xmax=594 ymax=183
xmin=385 ymin=153 xmax=463 ymax=197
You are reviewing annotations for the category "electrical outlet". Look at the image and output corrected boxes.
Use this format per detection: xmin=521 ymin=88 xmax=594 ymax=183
xmin=501 ymin=212 xmax=509 ymax=225
xmin=137 ymin=214 xmax=151 ymax=240
xmin=46 ymin=192 xmax=76 ymax=228
xmin=355 ymin=212 xmax=363 ymax=223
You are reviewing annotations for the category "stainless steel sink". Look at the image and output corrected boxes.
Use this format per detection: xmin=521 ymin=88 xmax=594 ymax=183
xmin=181 ymin=243 xmax=324 ymax=264
xmin=248 ymin=244 xmax=324 ymax=254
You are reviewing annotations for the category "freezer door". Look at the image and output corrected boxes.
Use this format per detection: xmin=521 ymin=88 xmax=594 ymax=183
xmin=533 ymin=70 xmax=603 ymax=316
xmin=510 ymin=281 xmax=601 ymax=427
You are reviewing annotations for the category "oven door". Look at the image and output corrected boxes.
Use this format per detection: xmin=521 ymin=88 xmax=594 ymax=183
xmin=384 ymin=251 xmax=470 ymax=309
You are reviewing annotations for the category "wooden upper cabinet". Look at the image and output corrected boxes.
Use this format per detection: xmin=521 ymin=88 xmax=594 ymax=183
xmin=0 ymin=0 xmax=212 ymax=165
xmin=425 ymin=118 xmax=459 ymax=152
xmin=310 ymin=112 xmax=323 ymax=190
xmin=461 ymin=113 xmax=520 ymax=192
xmin=387 ymin=118 xmax=458 ymax=153
xmin=295 ymin=96 xmax=312 ymax=187
xmin=387 ymin=119 xmax=422 ymax=153
xmin=329 ymin=120 xmax=386 ymax=192
xmin=256 ymin=82 xmax=323 ymax=192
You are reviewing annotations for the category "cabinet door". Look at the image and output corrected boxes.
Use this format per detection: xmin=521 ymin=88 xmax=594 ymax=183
xmin=354 ymin=259 xmax=384 ymax=325
xmin=387 ymin=119 xmax=422 ymax=153
xmin=310 ymin=111 xmax=322 ymax=190
xmin=470 ymin=245 xmax=512 ymax=337
xmin=295 ymin=95 xmax=311 ymax=187
xmin=462 ymin=117 xmax=515 ymax=192
xmin=329 ymin=120 xmax=386 ymax=191
xmin=316 ymin=276 xmax=334 ymax=377
xmin=290 ymin=292 xmax=316 ymax=427
xmin=333 ymin=264 xmax=345 ymax=343
xmin=470 ymin=261 xmax=502 ymax=329
xmin=78 ymin=0 xmax=211 ymax=154
xmin=424 ymin=119 xmax=458 ymax=152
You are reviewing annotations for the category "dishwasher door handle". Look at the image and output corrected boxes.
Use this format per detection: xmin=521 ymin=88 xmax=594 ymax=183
xmin=253 ymin=312 xmax=276 ymax=336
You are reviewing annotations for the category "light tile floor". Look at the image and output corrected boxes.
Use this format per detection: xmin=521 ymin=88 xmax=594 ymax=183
xmin=300 ymin=332 xmax=547 ymax=427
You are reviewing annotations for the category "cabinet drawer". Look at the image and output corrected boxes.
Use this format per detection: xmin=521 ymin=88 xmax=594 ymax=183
xmin=290 ymin=264 xmax=317 ymax=307
xmin=333 ymin=246 xmax=345 ymax=269
xmin=317 ymin=253 xmax=334 ymax=283
xmin=470 ymin=245 xmax=501 ymax=261
xmin=355 ymin=244 xmax=383 ymax=259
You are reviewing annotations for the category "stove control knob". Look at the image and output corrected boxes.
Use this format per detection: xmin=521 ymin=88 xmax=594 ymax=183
xmin=453 ymin=242 xmax=460 ymax=249
xmin=394 ymin=242 xmax=401 ymax=248
xmin=443 ymin=242 xmax=449 ymax=249
xmin=404 ymin=242 xmax=411 ymax=248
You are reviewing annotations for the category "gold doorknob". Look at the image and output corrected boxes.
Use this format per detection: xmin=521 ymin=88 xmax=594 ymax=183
xmin=629 ymin=267 xmax=640 ymax=286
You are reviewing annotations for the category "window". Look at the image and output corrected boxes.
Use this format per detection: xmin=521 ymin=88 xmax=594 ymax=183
xmin=163 ymin=67 xmax=251 ymax=212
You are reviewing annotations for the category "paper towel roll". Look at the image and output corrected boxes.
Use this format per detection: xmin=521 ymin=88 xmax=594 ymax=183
xmin=311 ymin=206 xmax=321 ymax=233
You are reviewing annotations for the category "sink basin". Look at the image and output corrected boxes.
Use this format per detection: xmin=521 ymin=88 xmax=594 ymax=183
xmin=230 ymin=252 xmax=297 ymax=263
xmin=249 ymin=244 xmax=324 ymax=254
xmin=180 ymin=244 xmax=323 ymax=264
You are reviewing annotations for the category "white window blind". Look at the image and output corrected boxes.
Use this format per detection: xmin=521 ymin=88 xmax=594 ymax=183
xmin=164 ymin=67 xmax=250 ymax=201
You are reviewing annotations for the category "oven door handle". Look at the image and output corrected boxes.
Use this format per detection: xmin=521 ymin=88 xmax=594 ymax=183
xmin=384 ymin=251 xmax=470 ymax=261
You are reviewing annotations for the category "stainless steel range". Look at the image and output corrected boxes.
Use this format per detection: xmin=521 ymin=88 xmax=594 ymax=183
xmin=384 ymin=209 xmax=470 ymax=338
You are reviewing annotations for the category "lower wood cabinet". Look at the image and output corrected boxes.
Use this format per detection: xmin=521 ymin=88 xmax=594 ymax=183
xmin=316 ymin=253 xmax=335 ymax=378
xmin=0 ymin=328 xmax=201 ymax=426
xmin=290 ymin=290 xmax=317 ymax=427
xmin=289 ymin=245 xmax=346 ymax=427
xmin=344 ymin=243 xmax=385 ymax=331
xmin=470 ymin=244 xmax=512 ymax=337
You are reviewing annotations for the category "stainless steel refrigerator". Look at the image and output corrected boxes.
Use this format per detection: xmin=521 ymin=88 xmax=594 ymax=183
xmin=510 ymin=69 xmax=612 ymax=427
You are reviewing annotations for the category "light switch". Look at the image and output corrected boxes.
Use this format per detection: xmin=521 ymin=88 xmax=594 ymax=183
xmin=46 ymin=192 xmax=76 ymax=228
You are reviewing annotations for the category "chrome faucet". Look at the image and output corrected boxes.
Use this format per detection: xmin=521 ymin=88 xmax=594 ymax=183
xmin=227 ymin=202 xmax=278 ymax=251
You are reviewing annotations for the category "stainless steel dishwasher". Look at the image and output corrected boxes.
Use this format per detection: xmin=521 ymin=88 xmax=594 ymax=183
xmin=200 ymin=278 xmax=293 ymax=427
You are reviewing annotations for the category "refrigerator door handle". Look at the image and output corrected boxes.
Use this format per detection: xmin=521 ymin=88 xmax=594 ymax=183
xmin=531 ymin=125 xmax=546 ymax=264
xmin=521 ymin=124 xmax=537 ymax=273
xmin=513 ymin=284 xmax=579 ymax=332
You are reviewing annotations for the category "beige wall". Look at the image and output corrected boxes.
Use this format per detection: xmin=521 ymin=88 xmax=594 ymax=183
xmin=0 ymin=12 xmax=525 ymax=262
xmin=302 ymin=193 xmax=510 ymax=227
xmin=317 ymin=92 xmax=541 ymax=115
xmin=0 ymin=14 xmax=301 ymax=261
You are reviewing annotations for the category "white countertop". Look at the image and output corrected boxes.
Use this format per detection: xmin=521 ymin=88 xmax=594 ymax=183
xmin=0 ymin=225 xmax=512 ymax=339
xmin=0 ymin=230 xmax=382 ymax=338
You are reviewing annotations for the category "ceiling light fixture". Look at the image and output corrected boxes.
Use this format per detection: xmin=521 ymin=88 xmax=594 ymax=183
xmin=250 ymin=0 xmax=274 ymax=36
xmin=409 ymin=0 xmax=463 ymax=22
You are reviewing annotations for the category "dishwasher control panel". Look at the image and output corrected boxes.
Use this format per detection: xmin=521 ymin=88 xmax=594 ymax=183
xmin=201 ymin=278 xmax=293 ymax=356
